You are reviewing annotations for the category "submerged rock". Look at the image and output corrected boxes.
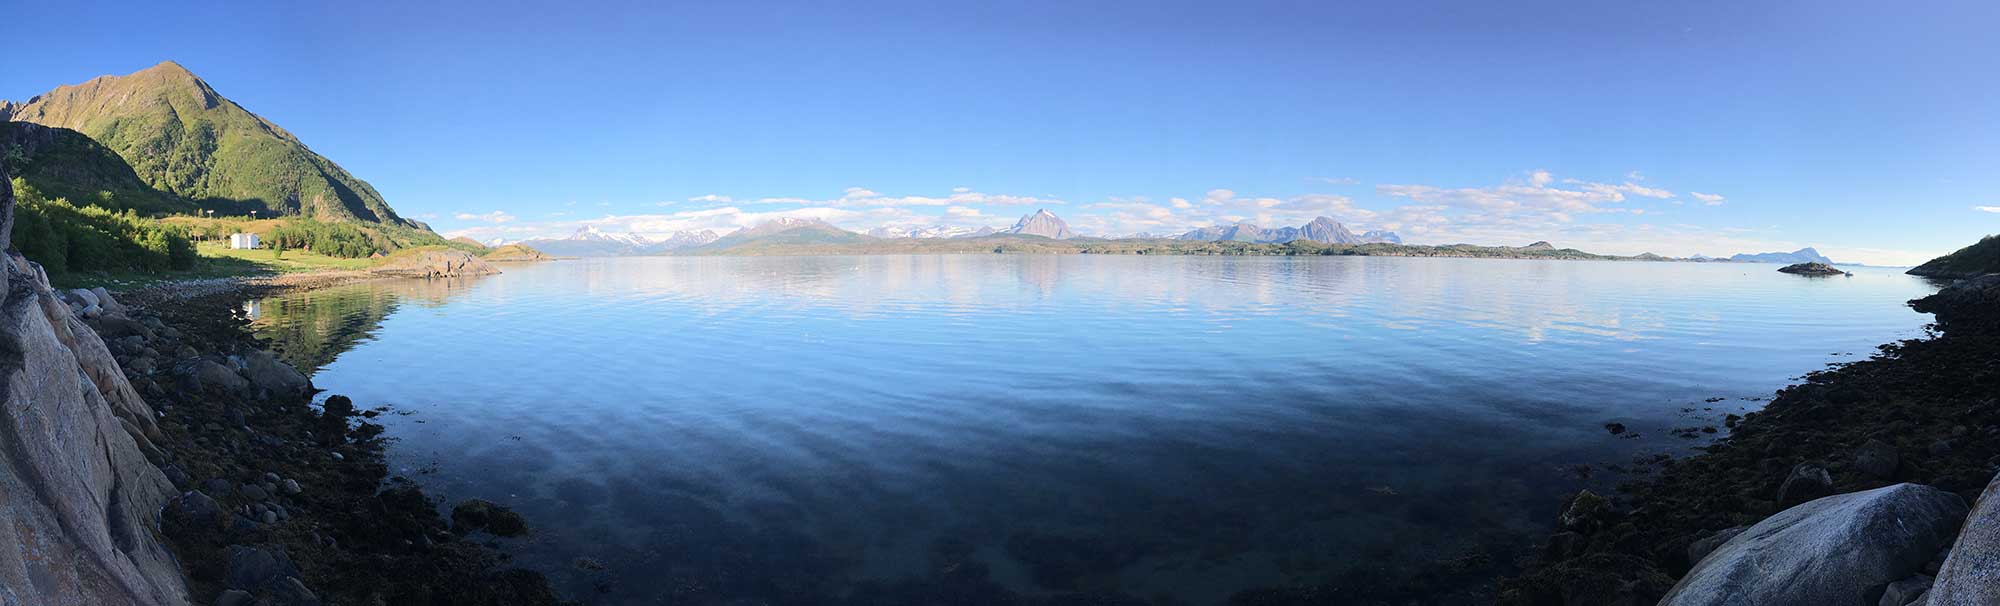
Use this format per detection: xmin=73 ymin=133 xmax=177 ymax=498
xmin=1661 ymin=483 xmax=1967 ymax=606
xmin=451 ymin=499 xmax=529 ymax=537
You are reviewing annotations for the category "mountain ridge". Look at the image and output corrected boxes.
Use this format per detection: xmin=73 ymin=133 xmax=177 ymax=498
xmin=1177 ymin=216 xmax=1397 ymax=245
xmin=2 ymin=61 xmax=420 ymax=227
xmin=1729 ymin=247 xmax=1835 ymax=265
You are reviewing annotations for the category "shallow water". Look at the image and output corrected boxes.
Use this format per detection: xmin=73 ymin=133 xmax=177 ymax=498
xmin=249 ymin=255 xmax=1937 ymax=604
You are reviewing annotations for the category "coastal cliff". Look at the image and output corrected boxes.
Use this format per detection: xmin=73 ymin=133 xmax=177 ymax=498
xmin=0 ymin=159 xmax=188 ymax=604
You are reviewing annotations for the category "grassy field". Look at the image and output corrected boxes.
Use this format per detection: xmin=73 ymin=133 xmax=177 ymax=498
xmin=50 ymin=241 xmax=380 ymax=290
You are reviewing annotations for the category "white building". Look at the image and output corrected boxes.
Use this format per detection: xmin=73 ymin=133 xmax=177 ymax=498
xmin=228 ymin=233 xmax=261 ymax=250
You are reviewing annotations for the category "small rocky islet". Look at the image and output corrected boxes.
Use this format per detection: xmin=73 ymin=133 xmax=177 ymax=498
xmin=1777 ymin=261 xmax=1852 ymax=276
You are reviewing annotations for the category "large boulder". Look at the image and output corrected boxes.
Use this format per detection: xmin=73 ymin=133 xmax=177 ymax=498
xmin=0 ymin=167 xmax=187 ymax=604
xmin=242 ymin=350 xmax=310 ymax=397
xmin=1929 ymin=472 xmax=2000 ymax=604
xmin=196 ymin=359 xmax=251 ymax=394
xmin=1661 ymin=483 xmax=1968 ymax=606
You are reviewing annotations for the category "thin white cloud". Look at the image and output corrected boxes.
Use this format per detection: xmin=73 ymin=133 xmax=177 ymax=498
xmin=453 ymin=211 xmax=515 ymax=223
xmin=755 ymin=187 xmax=1065 ymax=208
xmin=1976 ymin=206 xmax=2000 ymax=213
xmin=1691 ymin=192 xmax=1726 ymax=205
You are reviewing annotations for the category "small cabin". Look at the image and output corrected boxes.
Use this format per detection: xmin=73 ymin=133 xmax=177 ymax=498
xmin=369 ymin=251 xmax=387 ymax=259
xmin=228 ymin=233 xmax=261 ymax=250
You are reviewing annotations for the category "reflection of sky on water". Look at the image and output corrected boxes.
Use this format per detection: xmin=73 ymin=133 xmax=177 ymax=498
xmin=250 ymin=256 xmax=1936 ymax=605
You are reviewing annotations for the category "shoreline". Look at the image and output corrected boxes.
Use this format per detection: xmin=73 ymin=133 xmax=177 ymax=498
xmin=93 ymin=272 xmax=564 ymax=605
xmin=97 ymin=259 xmax=1963 ymax=605
xmin=1499 ymin=275 xmax=2000 ymax=604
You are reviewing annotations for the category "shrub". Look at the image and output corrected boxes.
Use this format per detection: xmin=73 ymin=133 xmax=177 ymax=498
xmin=9 ymin=178 xmax=196 ymax=274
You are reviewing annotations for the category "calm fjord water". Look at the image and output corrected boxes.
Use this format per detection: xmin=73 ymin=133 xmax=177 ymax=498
xmin=252 ymin=255 xmax=1935 ymax=604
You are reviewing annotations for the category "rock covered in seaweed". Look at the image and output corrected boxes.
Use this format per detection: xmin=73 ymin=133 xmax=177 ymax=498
xmin=1911 ymin=273 xmax=2000 ymax=335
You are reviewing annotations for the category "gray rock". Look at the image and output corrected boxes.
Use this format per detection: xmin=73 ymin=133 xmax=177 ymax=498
xmin=1856 ymin=439 xmax=1901 ymax=479
xmin=261 ymin=510 xmax=278 ymax=524
xmin=88 ymin=287 xmax=123 ymax=315
xmin=1687 ymin=526 xmax=1750 ymax=566
xmin=66 ymin=287 xmax=99 ymax=309
xmin=242 ymin=350 xmax=309 ymax=397
xmin=175 ymin=490 xmax=223 ymax=525
xmin=1662 ymin=483 xmax=1968 ymax=606
xmin=163 ymin=465 xmax=191 ymax=490
xmin=196 ymin=359 xmax=250 ymax=393
xmin=203 ymin=478 xmax=236 ymax=497
xmin=282 ymin=478 xmax=302 ymax=495
xmin=240 ymin=483 xmax=270 ymax=501
xmin=224 ymin=544 xmax=299 ymax=590
xmin=0 ymin=175 xmax=186 ymax=606
xmin=212 ymin=589 xmax=253 ymax=606
xmin=1778 ymin=462 xmax=1836 ymax=507
xmin=1929 ymin=471 xmax=2000 ymax=604
xmin=1880 ymin=574 xmax=1932 ymax=606
xmin=270 ymin=576 xmax=321 ymax=606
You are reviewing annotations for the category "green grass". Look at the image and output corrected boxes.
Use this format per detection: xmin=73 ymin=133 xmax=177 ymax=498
xmin=50 ymin=241 xmax=378 ymax=290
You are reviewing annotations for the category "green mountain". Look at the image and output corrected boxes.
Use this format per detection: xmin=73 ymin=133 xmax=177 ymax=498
xmin=0 ymin=61 xmax=421 ymax=227
xmin=0 ymin=121 xmax=189 ymax=214
xmin=1908 ymin=235 xmax=2000 ymax=279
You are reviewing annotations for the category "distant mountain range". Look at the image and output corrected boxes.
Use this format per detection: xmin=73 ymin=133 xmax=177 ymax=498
xmin=504 ymin=210 xmax=1848 ymax=266
xmin=514 ymin=226 xmax=718 ymax=257
xmin=1727 ymin=247 xmax=1836 ymax=264
xmin=865 ymin=225 xmax=994 ymax=239
xmin=1177 ymin=217 xmax=1400 ymax=245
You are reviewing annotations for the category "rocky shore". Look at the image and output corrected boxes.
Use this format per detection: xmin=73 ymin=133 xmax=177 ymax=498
xmin=108 ymin=271 xmax=560 ymax=605
xmin=0 ymin=156 xmax=558 ymax=606
xmin=1500 ymin=272 xmax=2000 ymax=605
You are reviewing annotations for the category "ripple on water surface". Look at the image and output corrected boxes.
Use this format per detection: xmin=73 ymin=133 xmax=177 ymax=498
xmin=250 ymin=255 xmax=1937 ymax=605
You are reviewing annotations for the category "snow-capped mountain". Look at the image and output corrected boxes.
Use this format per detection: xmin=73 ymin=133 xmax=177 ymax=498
xmin=515 ymin=226 xmax=719 ymax=257
xmin=570 ymin=225 xmax=657 ymax=247
xmin=1007 ymin=209 xmax=1074 ymax=239
xmin=866 ymin=225 xmax=993 ymax=239
xmin=657 ymin=229 xmax=720 ymax=249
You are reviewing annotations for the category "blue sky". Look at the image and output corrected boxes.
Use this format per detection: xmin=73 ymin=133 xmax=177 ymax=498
xmin=8 ymin=0 xmax=1997 ymax=264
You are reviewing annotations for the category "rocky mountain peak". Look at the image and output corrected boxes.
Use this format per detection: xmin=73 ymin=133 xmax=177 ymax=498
xmin=1008 ymin=209 xmax=1074 ymax=240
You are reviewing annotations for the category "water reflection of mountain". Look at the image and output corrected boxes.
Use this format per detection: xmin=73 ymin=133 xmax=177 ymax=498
xmin=252 ymin=276 xmax=491 ymax=375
